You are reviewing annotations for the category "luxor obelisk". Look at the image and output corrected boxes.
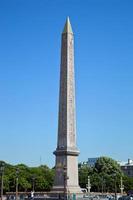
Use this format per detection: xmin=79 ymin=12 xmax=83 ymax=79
xmin=52 ymin=17 xmax=81 ymax=194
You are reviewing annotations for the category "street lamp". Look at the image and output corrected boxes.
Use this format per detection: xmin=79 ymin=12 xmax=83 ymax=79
xmin=32 ymin=175 xmax=36 ymax=192
xmin=112 ymin=173 xmax=117 ymax=200
xmin=63 ymin=166 xmax=69 ymax=200
xmin=86 ymin=176 xmax=91 ymax=195
xmin=120 ymin=177 xmax=124 ymax=195
xmin=101 ymin=177 xmax=104 ymax=194
xmin=101 ymin=177 xmax=106 ymax=194
xmin=0 ymin=162 xmax=5 ymax=200
xmin=16 ymin=168 xmax=19 ymax=200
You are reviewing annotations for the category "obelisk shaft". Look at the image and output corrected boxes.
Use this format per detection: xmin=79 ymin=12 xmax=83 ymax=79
xmin=58 ymin=19 xmax=76 ymax=150
xmin=52 ymin=18 xmax=81 ymax=194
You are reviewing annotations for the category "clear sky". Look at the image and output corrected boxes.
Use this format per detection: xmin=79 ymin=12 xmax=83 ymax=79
xmin=0 ymin=0 xmax=133 ymax=167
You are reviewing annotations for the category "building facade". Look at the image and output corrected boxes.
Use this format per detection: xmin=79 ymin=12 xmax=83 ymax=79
xmin=119 ymin=159 xmax=133 ymax=177
xmin=87 ymin=157 xmax=99 ymax=167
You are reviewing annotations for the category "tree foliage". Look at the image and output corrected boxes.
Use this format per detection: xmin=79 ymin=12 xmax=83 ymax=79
xmin=79 ymin=157 xmax=133 ymax=193
xmin=1 ymin=157 xmax=133 ymax=194
xmin=79 ymin=164 xmax=92 ymax=188
xmin=0 ymin=161 xmax=54 ymax=193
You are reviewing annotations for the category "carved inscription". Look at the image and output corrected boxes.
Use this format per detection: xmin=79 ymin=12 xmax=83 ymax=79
xmin=58 ymin=33 xmax=76 ymax=149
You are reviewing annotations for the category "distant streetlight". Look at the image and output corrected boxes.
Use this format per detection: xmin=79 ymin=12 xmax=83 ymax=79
xmin=16 ymin=168 xmax=19 ymax=200
xmin=87 ymin=176 xmax=91 ymax=195
xmin=100 ymin=175 xmax=105 ymax=194
xmin=120 ymin=177 xmax=124 ymax=195
xmin=0 ymin=162 xmax=5 ymax=200
xmin=112 ymin=173 xmax=117 ymax=200
xmin=101 ymin=177 xmax=104 ymax=194
xmin=63 ymin=166 xmax=69 ymax=200
xmin=32 ymin=175 xmax=36 ymax=192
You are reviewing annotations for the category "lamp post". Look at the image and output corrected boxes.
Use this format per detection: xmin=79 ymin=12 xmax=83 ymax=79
xmin=112 ymin=173 xmax=117 ymax=200
xmin=101 ymin=177 xmax=104 ymax=194
xmin=87 ymin=176 xmax=91 ymax=195
xmin=16 ymin=168 xmax=19 ymax=200
xmin=32 ymin=175 xmax=35 ymax=192
xmin=63 ymin=166 xmax=69 ymax=200
xmin=120 ymin=177 xmax=124 ymax=195
xmin=0 ymin=162 xmax=5 ymax=200
xmin=114 ymin=179 xmax=117 ymax=200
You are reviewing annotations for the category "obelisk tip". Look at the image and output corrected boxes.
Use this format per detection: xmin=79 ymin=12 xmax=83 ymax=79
xmin=62 ymin=17 xmax=73 ymax=34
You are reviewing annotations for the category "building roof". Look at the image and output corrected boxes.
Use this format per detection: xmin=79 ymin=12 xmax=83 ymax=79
xmin=118 ymin=159 xmax=133 ymax=166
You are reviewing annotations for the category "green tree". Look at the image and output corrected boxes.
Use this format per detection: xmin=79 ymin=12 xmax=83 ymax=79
xmin=78 ymin=157 xmax=124 ymax=193
xmin=79 ymin=163 xmax=92 ymax=188
xmin=93 ymin=157 xmax=123 ymax=193
xmin=90 ymin=172 xmax=101 ymax=192
xmin=30 ymin=165 xmax=54 ymax=191
xmin=123 ymin=176 xmax=133 ymax=193
xmin=0 ymin=161 xmax=55 ymax=193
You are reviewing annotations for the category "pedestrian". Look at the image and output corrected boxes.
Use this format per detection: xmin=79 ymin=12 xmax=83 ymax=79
xmin=31 ymin=191 xmax=34 ymax=199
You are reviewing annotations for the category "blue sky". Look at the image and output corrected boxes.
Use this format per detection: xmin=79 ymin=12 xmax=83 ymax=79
xmin=0 ymin=0 xmax=133 ymax=167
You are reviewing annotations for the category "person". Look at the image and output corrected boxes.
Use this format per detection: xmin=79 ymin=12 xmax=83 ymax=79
xmin=58 ymin=194 xmax=61 ymax=200
xmin=30 ymin=191 xmax=34 ymax=199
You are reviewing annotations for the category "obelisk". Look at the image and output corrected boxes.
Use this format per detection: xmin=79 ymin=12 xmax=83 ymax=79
xmin=52 ymin=17 xmax=81 ymax=194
